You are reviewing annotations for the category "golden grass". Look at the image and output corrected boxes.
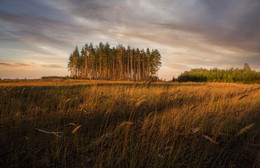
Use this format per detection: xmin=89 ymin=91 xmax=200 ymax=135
xmin=0 ymin=79 xmax=259 ymax=167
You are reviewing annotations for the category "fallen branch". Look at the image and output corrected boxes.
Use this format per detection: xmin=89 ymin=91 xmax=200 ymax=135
xmin=36 ymin=128 xmax=63 ymax=138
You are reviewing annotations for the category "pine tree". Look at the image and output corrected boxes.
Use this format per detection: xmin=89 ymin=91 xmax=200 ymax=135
xmin=85 ymin=43 xmax=89 ymax=79
xmin=153 ymin=49 xmax=161 ymax=81
xmin=68 ymin=53 xmax=74 ymax=77
xmin=79 ymin=48 xmax=85 ymax=79
xmin=146 ymin=48 xmax=151 ymax=80
xmin=130 ymin=48 xmax=133 ymax=80
xmin=72 ymin=46 xmax=80 ymax=78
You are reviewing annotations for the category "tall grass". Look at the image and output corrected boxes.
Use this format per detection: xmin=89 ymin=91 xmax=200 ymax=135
xmin=0 ymin=80 xmax=259 ymax=167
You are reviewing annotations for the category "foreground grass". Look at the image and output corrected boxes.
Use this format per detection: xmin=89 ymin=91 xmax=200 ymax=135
xmin=0 ymin=80 xmax=259 ymax=167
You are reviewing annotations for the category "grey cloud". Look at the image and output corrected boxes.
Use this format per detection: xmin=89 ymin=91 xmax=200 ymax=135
xmin=166 ymin=0 xmax=260 ymax=50
xmin=196 ymin=0 xmax=260 ymax=52
xmin=0 ymin=0 xmax=103 ymax=53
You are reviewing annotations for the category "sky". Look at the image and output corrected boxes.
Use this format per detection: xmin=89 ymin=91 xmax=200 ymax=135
xmin=0 ymin=0 xmax=260 ymax=80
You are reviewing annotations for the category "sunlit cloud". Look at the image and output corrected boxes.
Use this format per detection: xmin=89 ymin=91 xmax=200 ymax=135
xmin=0 ymin=62 xmax=64 ymax=69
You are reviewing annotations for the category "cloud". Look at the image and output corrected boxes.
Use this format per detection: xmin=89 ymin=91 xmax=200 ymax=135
xmin=0 ymin=62 xmax=63 ymax=69
xmin=41 ymin=64 xmax=64 ymax=68
xmin=0 ymin=62 xmax=13 ymax=66
xmin=0 ymin=0 xmax=260 ymax=80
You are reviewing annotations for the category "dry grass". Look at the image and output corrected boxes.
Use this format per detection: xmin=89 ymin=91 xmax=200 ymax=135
xmin=0 ymin=79 xmax=259 ymax=167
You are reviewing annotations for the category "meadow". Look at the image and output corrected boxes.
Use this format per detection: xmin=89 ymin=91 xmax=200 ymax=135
xmin=0 ymin=79 xmax=259 ymax=167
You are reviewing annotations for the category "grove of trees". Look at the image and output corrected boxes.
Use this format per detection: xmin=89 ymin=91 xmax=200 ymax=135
xmin=68 ymin=42 xmax=161 ymax=81
xmin=177 ymin=63 xmax=260 ymax=83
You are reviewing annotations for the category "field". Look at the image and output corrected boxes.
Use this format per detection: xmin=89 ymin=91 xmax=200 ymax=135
xmin=0 ymin=79 xmax=259 ymax=167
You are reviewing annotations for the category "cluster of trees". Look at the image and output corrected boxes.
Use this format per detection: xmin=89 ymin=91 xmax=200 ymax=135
xmin=177 ymin=63 xmax=260 ymax=83
xmin=68 ymin=42 xmax=161 ymax=81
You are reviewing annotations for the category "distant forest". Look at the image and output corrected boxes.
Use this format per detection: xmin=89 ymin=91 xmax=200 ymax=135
xmin=177 ymin=63 xmax=260 ymax=83
xmin=68 ymin=42 xmax=161 ymax=81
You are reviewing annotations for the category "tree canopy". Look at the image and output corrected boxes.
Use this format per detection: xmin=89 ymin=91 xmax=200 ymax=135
xmin=177 ymin=63 xmax=260 ymax=83
xmin=68 ymin=42 xmax=162 ymax=81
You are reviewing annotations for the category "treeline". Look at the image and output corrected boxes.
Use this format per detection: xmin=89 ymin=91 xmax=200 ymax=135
xmin=177 ymin=63 xmax=260 ymax=83
xmin=41 ymin=76 xmax=69 ymax=80
xmin=68 ymin=42 xmax=161 ymax=81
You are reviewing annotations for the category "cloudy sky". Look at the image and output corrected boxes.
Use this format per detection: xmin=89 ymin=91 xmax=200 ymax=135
xmin=0 ymin=0 xmax=260 ymax=80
